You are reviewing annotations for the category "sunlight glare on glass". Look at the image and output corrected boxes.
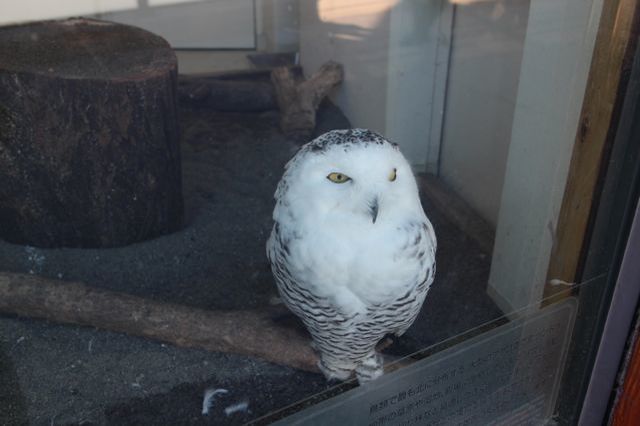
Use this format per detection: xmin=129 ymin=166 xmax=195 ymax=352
xmin=317 ymin=0 xmax=400 ymax=27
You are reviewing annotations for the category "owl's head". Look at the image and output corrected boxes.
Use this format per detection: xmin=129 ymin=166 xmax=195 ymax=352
xmin=275 ymin=129 xmax=424 ymax=225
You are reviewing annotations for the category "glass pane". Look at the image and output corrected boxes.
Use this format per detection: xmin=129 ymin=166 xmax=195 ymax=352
xmin=0 ymin=0 xmax=637 ymax=425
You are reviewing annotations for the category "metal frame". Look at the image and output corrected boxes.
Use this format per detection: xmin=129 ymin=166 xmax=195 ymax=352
xmin=577 ymin=36 xmax=640 ymax=425
xmin=552 ymin=14 xmax=640 ymax=420
xmin=579 ymin=201 xmax=640 ymax=425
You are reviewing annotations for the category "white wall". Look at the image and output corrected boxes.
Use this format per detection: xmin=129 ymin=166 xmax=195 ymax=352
xmin=0 ymin=1 xmax=257 ymax=50
xmin=439 ymin=0 xmax=530 ymax=227
xmin=172 ymin=0 xmax=300 ymax=74
xmin=385 ymin=0 xmax=452 ymax=171
xmin=0 ymin=0 xmax=302 ymax=75
xmin=0 ymin=0 xmax=137 ymax=24
xmin=299 ymin=0 xmax=451 ymax=169
xmin=100 ymin=0 xmax=256 ymax=49
xmin=257 ymin=0 xmax=299 ymax=52
xmin=487 ymin=0 xmax=604 ymax=315
xmin=299 ymin=0 xmax=394 ymax=139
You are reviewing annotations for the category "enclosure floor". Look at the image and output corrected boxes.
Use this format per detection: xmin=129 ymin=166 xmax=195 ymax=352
xmin=0 ymin=93 xmax=503 ymax=425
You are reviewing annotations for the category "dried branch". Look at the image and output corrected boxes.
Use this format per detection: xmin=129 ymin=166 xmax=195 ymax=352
xmin=0 ymin=272 xmax=320 ymax=373
xmin=271 ymin=61 xmax=344 ymax=141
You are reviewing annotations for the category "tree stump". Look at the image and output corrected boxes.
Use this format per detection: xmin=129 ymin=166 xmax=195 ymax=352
xmin=0 ymin=18 xmax=183 ymax=248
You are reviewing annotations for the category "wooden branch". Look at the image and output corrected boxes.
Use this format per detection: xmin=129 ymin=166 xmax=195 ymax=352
xmin=0 ymin=272 xmax=320 ymax=373
xmin=272 ymin=61 xmax=344 ymax=141
xmin=303 ymin=62 xmax=346 ymax=110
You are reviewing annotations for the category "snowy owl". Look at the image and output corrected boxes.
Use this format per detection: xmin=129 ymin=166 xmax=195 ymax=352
xmin=267 ymin=129 xmax=436 ymax=383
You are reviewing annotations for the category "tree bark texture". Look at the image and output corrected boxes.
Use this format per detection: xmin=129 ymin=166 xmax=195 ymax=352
xmin=0 ymin=272 xmax=320 ymax=373
xmin=0 ymin=18 xmax=183 ymax=248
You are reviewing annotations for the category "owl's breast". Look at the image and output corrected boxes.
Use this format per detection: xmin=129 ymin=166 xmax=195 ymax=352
xmin=285 ymin=214 xmax=436 ymax=307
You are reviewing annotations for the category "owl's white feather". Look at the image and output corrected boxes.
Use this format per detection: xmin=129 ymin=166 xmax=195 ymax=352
xmin=267 ymin=129 xmax=436 ymax=383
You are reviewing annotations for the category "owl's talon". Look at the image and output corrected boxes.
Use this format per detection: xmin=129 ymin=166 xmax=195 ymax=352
xmin=318 ymin=359 xmax=353 ymax=382
xmin=356 ymin=352 xmax=384 ymax=384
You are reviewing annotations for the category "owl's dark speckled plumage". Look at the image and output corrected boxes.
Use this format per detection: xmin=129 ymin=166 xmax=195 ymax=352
xmin=307 ymin=128 xmax=397 ymax=152
xmin=267 ymin=129 xmax=436 ymax=383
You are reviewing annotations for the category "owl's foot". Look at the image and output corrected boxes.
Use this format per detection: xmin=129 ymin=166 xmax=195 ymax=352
xmin=317 ymin=358 xmax=353 ymax=382
xmin=355 ymin=351 xmax=384 ymax=384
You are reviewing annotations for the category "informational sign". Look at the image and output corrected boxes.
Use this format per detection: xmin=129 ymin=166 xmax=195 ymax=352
xmin=276 ymin=299 xmax=577 ymax=425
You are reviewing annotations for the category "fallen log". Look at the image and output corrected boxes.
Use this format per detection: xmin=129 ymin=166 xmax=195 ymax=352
xmin=0 ymin=272 xmax=319 ymax=373
xmin=177 ymin=67 xmax=305 ymax=112
xmin=178 ymin=77 xmax=277 ymax=112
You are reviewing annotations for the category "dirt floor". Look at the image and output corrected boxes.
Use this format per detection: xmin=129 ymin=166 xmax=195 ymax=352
xmin=0 ymin=80 xmax=503 ymax=425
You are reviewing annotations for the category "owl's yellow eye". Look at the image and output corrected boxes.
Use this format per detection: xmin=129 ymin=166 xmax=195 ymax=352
xmin=327 ymin=172 xmax=351 ymax=184
xmin=389 ymin=168 xmax=397 ymax=182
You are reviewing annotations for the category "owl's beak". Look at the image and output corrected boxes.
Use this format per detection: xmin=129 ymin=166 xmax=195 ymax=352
xmin=368 ymin=197 xmax=379 ymax=224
